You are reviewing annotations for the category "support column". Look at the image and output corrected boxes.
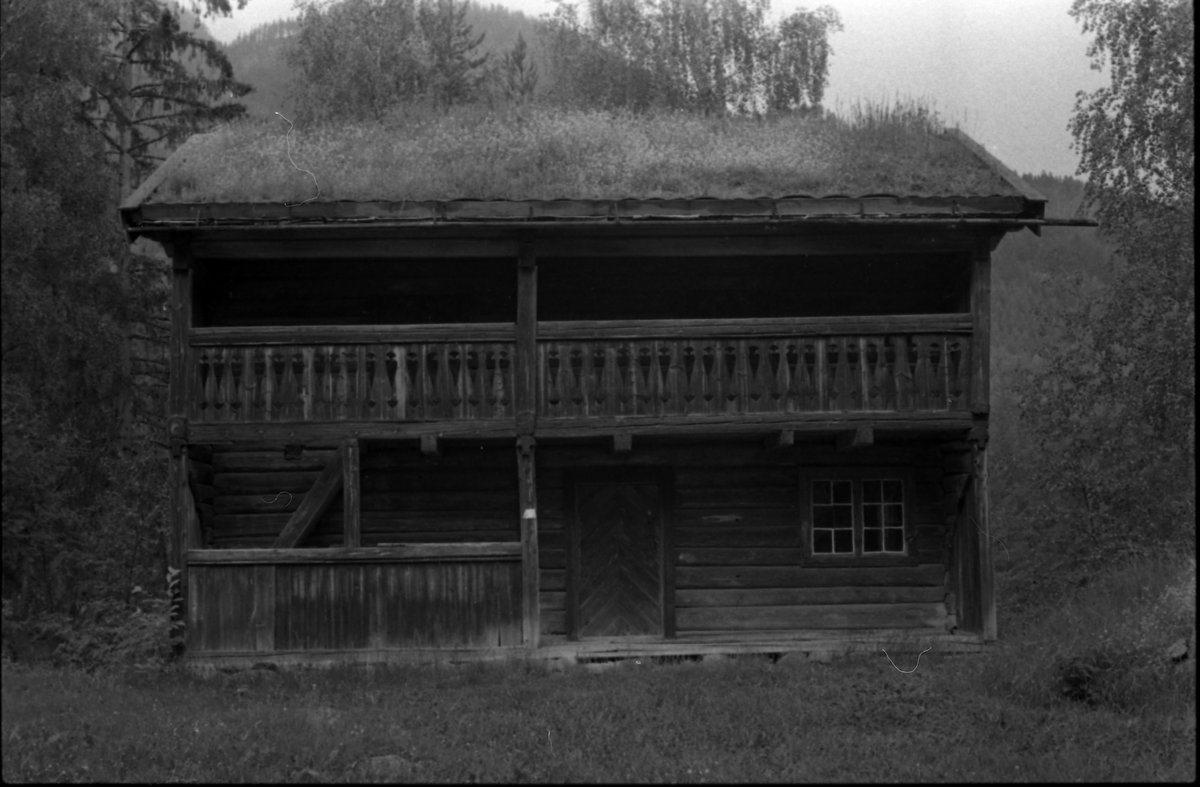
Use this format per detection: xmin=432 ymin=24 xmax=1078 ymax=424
xmin=970 ymin=239 xmax=992 ymax=415
xmin=517 ymin=436 xmax=539 ymax=648
xmin=970 ymin=435 xmax=996 ymax=641
xmin=167 ymin=242 xmax=193 ymax=650
xmin=515 ymin=245 xmax=537 ymax=435
xmin=342 ymin=439 xmax=360 ymax=547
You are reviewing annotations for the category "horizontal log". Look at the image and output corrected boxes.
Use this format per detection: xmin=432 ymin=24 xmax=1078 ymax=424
xmin=540 ymin=610 xmax=568 ymax=636
xmin=187 ymin=543 xmax=521 ymax=564
xmin=172 ymin=222 xmax=991 ymax=259
xmin=534 ymin=412 xmax=975 ymax=439
xmin=675 ymin=602 xmax=946 ymax=631
xmin=188 ymin=461 xmax=214 ymax=485
xmin=190 ymin=323 xmax=517 ymax=346
xmin=674 ymin=510 xmax=794 ymax=529
xmin=213 ymin=450 xmax=338 ymax=473
xmin=540 ymin=568 xmax=565 ymax=591
xmin=677 ymin=548 xmax=803 ymax=566
xmin=675 ymin=486 xmax=794 ymax=509
xmin=676 ymin=563 xmax=945 ymax=589
xmin=213 ymin=512 xmax=516 ymax=530
xmin=676 ymin=586 xmax=946 ymax=607
xmin=539 ymin=548 xmax=566 ymax=570
xmin=675 ymin=526 xmax=799 ymax=548
xmin=191 ymin=421 xmax=519 ymax=443
xmin=539 ymin=590 xmax=567 ymax=612
xmin=538 ymin=315 xmax=972 ymax=340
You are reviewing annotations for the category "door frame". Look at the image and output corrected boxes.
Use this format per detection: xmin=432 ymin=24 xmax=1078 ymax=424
xmin=564 ymin=467 xmax=676 ymax=641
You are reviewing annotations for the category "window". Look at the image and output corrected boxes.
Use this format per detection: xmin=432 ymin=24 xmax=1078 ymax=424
xmin=800 ymin=469 xmax=915 ymax=561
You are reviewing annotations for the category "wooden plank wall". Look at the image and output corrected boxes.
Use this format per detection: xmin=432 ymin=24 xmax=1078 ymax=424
xmin=536 ymin=442 xmax=952 ymax=637
xmin=208 ymin=443 xmax=519 ymax=548
xmin=187 ymin=560 xmax=523 ymax=653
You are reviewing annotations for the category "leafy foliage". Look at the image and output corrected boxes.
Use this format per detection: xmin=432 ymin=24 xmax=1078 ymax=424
xmin=287 ymin=0 xmax=490 ymax=122
xmin=537 ymin=0 xmax=842 ymax=114
xmin=1 ymin=0 xmax=245 ymax=659
xmin=1012 ymin=0 xmax=1194 ymax=573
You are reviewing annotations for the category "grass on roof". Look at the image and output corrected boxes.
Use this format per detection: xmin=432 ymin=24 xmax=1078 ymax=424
xmin=154 ymin=102 xmax=1013 ymax=204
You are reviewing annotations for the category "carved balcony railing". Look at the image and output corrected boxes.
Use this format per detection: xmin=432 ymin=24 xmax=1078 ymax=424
xmin=537 ymin=316 xmax=974 ymax=418
xmin=185 ymin=316 xmax=973 ymax=425
xmin=188 ymin=325 xmax=516 ymax=423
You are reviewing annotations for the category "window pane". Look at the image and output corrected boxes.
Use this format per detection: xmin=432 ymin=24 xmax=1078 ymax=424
xmin=834 ymin=529 xmax=853 ymax=553
xmin=814 ymin=530 xmax=832 ymax=553
xmin=885 ymin=529 xmax=905 ymax=552
xmin=884 ymin=505 xmax=904 ymax=527
xmin=863 ymin=529 xmax=882 ymax=552
xmin=832 ymin=481 xmax=852 ymax=504
xmin=863 ymin=480 xmax=881 ymax=503
xmin=813 ymin=480 xmax=830 ymax=505
xmin=834 ymin=505 xmax=853 ymax=529
xmin=814 ymin=506 xmax=832 ymax=528
xmin=883 ymin=480 xmax=903 ymax=503
xmin=863 ymin=505 xmax=881 ymax=528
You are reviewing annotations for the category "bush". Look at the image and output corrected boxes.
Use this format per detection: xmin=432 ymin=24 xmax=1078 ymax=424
xmin=980 ymin=551 xmax=1196 ymax=714
xmin=1 ymin=587 xmax=179 ymax=672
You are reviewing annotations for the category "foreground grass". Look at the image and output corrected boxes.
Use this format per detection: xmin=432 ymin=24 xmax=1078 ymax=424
xmin=4 ymin=553 xmax=1194 ymax=782
xmin=3 ymin=649 xmax=1194 ymax=783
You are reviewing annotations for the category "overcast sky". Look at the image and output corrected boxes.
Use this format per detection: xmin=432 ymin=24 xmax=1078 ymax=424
xmin=204 ymin=0 xmax=1107 ymax=178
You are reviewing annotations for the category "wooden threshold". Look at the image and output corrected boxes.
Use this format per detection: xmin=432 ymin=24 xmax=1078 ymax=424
xmin=183 ymin=630 xmax=989 ymax=672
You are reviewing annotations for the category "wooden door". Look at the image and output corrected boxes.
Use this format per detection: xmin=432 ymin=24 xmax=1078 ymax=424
xmin=572 ymin=482 xmax=665 ymax=638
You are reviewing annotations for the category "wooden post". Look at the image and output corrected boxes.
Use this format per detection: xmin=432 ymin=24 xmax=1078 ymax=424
xmin=970 ymin=240 xmax=991 ymax=414
xmin=420 ymin=433 xmax=442 ymax=459
xmin=168 ymin=242 xmax=193 ymax=645
xmin=517 ymin=436 xmax=539 ymax=648
xmin=515 ymin=246 xmax=537 ymax=435
xmin=342 ymin=439 xmax=360 ymax=547
xmin=971 ymin=437 xmax=997 ymax=641
xmin=611 ymin=433 xmax=632 ymax=454
xmin=763 ymin=430 xmax=794 ymax=451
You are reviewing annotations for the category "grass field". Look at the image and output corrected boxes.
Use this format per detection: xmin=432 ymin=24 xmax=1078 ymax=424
xmin=3 ymin=556 xmax=1194 ymax=783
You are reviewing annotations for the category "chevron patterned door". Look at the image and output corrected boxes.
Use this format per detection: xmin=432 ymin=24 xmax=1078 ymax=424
xmin=573 ymin=483 xmax=664 ymax=638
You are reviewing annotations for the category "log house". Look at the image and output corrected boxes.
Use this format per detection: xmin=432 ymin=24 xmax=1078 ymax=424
xmin=121 ymin=113 xmax=1052 ymax=667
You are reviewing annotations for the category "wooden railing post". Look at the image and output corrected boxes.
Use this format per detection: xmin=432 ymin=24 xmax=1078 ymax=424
xmin=517 ymin=436 xmax=539 ymax=648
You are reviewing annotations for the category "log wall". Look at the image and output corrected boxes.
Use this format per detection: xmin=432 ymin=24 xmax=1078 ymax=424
xmin=208 ymin=443 xmax=518 ymax=549
xmin=535 ymin=441 xmax=953 ymax=638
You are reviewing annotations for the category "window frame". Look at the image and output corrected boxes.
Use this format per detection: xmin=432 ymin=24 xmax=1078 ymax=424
xmin=798 ymin=466 xmax=919 ymax=566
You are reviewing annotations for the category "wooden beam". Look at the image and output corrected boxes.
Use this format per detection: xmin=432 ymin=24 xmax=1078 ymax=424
xmin=420 ymin=433 xmax=442 ymax=459
xmin=611 ymin=433 xmax=632 ymax=454
xmin=342 ymin=439 xmax=360 ymax=547
xmin=515 ymin=247 xmax=537 ymax=436
xmin=971 ymin=439 xmax=997 ymax=641
xmin=970 ymin=242 xmax=991 ymax=415
xmin=188 ymin=543 xmax=522 ymax=564
xmin=764 ymin=430 xmax=794 ymax=451
xmin=517 ymin=436 xmax=540 ymax=648
xmin=836 ymin=427 xmax=873 ymax=451
xmin=272 ymin=451 xmax=343 ymax=548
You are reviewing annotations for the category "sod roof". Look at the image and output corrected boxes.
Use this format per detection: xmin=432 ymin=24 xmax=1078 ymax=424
xmin=134 ymin=108 xmax=1034 ymax=207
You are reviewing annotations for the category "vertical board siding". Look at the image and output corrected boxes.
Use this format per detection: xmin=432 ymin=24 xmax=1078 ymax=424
xmin=188 ymin=560 xmax=522 ymax=654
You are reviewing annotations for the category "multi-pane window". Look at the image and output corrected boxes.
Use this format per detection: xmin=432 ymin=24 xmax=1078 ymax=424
xmin=862 ymin=479 xmax=905 ymax=553
xmin=811 ymin=480 xmax=854 ymax=553
xmin=802 ymin=471 xmax=911 ymax=559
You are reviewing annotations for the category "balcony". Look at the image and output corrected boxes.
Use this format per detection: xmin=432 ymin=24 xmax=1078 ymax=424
xmin=186 ymin=315 xmax=974 ymax=432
